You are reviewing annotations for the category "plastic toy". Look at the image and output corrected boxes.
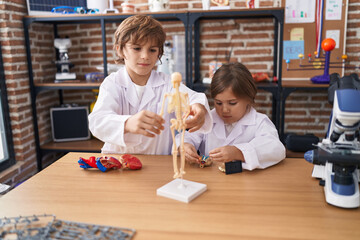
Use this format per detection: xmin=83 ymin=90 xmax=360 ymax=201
xmin=211 ymin=0 xmax=229 ymax=6
xmin=156 ymin=72 xmax=208 ymax=203
xmin=51 ymin=6 xmax=99 ymax=14
xmin=51 ymin=6 xmax=76 ymax=14
xmin=121 ymin=154 xmax=143 ymax=170
xmin=160 ymin=72 xmax=190 ymax=179
xmin=74 ymin=7 xmax=99 ymax=14
xmin=78 ymin=155 xmax=142 ymax=172
xmin=252 ymin=72 xmax=270 ymax=82
xmin=217 ymin=161 xmax=243 ymax=174
xmin=85 ymin=72 xmax=104 ymax=82
xmin=0 ymin=214 xmax=135 ymax=239
xmin=198 ymin=155 xmax=212 ymax=168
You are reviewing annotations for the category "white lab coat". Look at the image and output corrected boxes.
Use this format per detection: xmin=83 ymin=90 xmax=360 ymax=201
xmin=179 ymin=108 xmax=285 ymax=170
xmin=88 ymin=67 xmax=212 ymax=155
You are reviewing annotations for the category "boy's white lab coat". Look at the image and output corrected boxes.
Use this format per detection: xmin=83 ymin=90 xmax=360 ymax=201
xmin=179 ymin=108 xmax=285 ymax=170
xmin=88 ymin=67 xmax=212 ymax=155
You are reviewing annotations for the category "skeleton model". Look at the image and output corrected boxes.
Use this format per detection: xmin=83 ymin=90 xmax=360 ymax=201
xmin=160 ymin=72 xmax=190 ymax=179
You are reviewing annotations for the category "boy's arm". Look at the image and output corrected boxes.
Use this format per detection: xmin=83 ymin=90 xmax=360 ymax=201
xmin=179 ymin=84 xmax=212 ymax=133
xmin=88 ymin=79 xmax=133 ymax=147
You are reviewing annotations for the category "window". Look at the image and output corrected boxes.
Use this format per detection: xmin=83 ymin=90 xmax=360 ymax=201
xmin=0 ymin=42 xmax=15 ymax=172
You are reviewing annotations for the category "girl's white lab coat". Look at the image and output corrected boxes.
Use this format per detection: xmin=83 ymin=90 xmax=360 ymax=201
xmin=180 ymin=108 xmax=285 ymax=170
xmin=88 ymin=67 xmax=212 ymax=155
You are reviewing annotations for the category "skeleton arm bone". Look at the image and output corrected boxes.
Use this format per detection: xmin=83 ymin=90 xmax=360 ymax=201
xmin=159 ymin=93 xmax=170 ymax=117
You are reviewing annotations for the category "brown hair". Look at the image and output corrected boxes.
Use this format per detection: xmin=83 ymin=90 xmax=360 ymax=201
xmin=113 ymin=15 xmax=166 ymax=64
xmin=210 ymin=62 xmax=257 ymax=103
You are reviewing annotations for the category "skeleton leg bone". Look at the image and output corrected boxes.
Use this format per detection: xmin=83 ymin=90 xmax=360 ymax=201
xmin=170 ymin=122 xmax=180 ymax=178
xmin=179 ymin=128 xmax=186 ymax=176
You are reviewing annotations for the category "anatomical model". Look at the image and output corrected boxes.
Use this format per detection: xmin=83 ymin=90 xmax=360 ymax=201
xmin=160 ymin=72 xmax=190 ymax=178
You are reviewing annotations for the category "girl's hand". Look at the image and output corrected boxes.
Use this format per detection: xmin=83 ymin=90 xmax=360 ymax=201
xmin=185 ymin=103 xmax=206 ymax=133
xmin=183 ymin=143 xmax=200 ymax=164
xmin=124 ymin=110 xmax=165 ymax=137
xmin=209 ymin=146 xmax=244 ymax=163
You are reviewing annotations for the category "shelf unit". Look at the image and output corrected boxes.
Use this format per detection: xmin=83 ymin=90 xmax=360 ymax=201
xmin=281 ymin=80 xmax=328 ymax=141
xmin=23 ymin=11 xmax=188 ymax=171
xmin=23 ymin=9 xmax=284 ymax=171
xmin=187 ymin=8 xmax=284 ymax=129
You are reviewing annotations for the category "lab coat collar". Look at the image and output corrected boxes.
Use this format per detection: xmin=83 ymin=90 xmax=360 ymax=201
xmin=117 ymin=67 xmax=166 ymax=88
xmin=212 ymin=107 xmax=256 ymax=141
xmin=118 ymin=68 xmax=166 ymax=109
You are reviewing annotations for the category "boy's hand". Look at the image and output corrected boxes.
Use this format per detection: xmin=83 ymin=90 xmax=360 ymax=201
xmin=209 ymin=146 xmax=244 ymax=163
xmin=124 ymin=110 xmax=165 ymax=137
xmin=185 ymin=103 xmax=206 ymax=132
xmin=183 ymin=143 xmax=200 ymax=164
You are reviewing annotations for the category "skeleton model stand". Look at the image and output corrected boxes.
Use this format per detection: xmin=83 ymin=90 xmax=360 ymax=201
xmin=157 ymin=72 xmax=207 ymax=203
xmin=160 ymin=72 xmax=190 ymax=179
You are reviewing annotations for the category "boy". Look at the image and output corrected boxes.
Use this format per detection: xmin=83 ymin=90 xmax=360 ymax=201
xmin=89 ymin=15 xmax=212 ymax=155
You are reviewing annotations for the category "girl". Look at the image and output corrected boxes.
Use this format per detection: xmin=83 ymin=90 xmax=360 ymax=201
xmin=89 ymin=15 xmax=212 ymax=155
xmin=180 ymin=62 xmax=285 ymax=170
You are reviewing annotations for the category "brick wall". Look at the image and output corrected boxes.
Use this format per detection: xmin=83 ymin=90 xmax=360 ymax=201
xmin=0 ymin=0 xmax=359 ymax=187
xmin=0 ymin=0 xmax=38 ymax=187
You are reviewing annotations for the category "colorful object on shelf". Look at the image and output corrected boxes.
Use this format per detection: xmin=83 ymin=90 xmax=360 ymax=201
xmin=286 ymin=38 xmax=357 ymax=84
xmin=90 ymin=89 xmax=99 ymax=113
xmin=209 ymin=61 xmax=222 ymax=79
xmin=211 ymin=0 xmax=229 ymax=6
xmin=51 ymin=6 xmax=76 ymax=14
xmin=121 ymin=2 xmax=135 ymax=13
xmin=252 ymin=72 xmax=270 ymax=82
xmin=51 ymin=6 xmax=99 ymax=14
xmin=85 ymin=72 xmax=104 ymax=82
xmin=74 ymin=7 xmax=99 ymax=14
xmin=121 ymin=154 xmax=143 ymax=170
xmin=246 ymin=0 xmax=259 ymax=8
xmin=321 ymin=38 xmax=336 ymax=52
xmin=198 ymin=155 xmax=212 ymax=168
xmin=311 ymin=38 xmax=336 ymax=84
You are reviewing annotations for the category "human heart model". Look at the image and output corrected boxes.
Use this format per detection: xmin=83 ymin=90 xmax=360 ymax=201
xmin=78 ymin=154 xmax=142 ymax=172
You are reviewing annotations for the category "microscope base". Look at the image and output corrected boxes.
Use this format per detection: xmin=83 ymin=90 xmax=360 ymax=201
xmin=313 ymin=163 xmax=360 ymax=208
xmin=55 ymin=73 xmax=76 ymax=81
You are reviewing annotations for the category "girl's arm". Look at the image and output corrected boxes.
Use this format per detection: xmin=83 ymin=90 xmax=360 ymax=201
xmin=233 ymin=118 xmax=285 ymax=170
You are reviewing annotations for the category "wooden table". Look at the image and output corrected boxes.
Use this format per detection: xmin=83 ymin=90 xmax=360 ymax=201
xmin=0 ymin=153 xmax=359 ymax=239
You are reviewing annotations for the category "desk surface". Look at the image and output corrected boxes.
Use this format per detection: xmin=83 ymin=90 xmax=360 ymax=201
xmin=0 ymin=153 xmax=359 ymax=239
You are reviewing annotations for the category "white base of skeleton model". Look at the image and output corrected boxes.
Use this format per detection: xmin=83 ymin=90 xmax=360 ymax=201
xmin=157 ymin=178 xmax=207 ymax=203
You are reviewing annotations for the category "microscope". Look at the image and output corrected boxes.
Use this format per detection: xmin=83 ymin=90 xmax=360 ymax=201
xmin=54 ymin=38 xmax=76 ymax=81
xmin=304 ymin=77 xmax=360 ymax=208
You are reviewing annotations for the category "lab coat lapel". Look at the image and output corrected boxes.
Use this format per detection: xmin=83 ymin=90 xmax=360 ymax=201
xmin=225 ymin=108 xmax=256 ymax=144
xmin=139 ymin=71 xmax=162 ymax=110
xmin=212 ymin=112 xmax=227 ymax=140
xmin=139 ymin=86 xmax=155 ymax=111
xmin=120 ymin=68 xmax=139 ymax=108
